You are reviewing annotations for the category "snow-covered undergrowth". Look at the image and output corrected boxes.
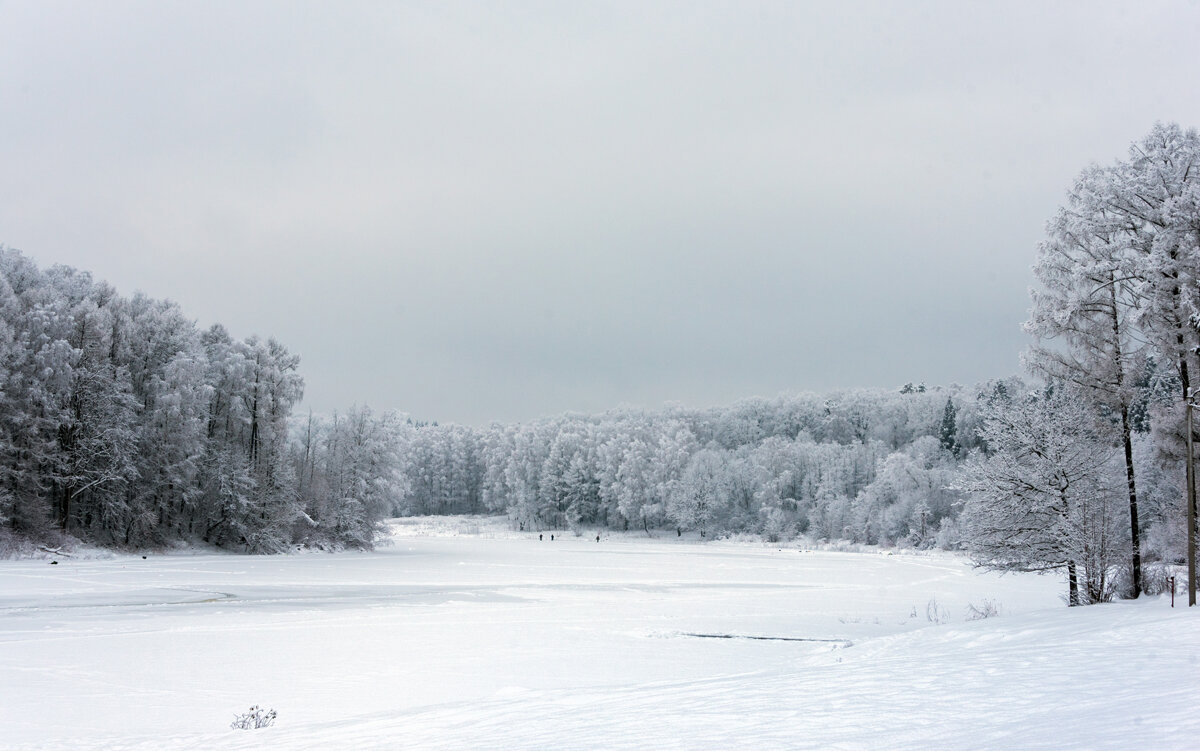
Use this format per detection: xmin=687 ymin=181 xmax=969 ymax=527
xmin=0 ymin=518 xmax=1195 ymax=750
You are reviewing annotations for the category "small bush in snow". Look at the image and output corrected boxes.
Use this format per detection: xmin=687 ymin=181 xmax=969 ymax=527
xmin=230 ymin=705 xmax=276 ymax=730
xmin=965 ymin=599 xmax=1001 ymax=620
xmin=1140 ymin=563 xmax=1179 ymax=597
xmin=925 ymin=598 xmax=949 ymax=624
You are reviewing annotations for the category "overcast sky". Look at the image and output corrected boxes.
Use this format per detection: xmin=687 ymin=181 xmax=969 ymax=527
xmin=2 ymin=1 xmax=1199 ymax=425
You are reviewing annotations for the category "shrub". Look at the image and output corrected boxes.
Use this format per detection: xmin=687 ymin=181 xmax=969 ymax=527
xmin=1141 ymin=562 xmax=1180 ymax=597
xmin=230 ymin=705 xmax=276 ymax=730
xmin=925 ymin=598 xmax=950 ymax=624
xmin=965 ymin=599 xmax=1001 ymax=620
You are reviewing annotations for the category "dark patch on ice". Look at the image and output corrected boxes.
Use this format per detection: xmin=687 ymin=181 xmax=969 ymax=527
xmin=0 ymin=584 xmax=531 ymax=615
xmin=678 ymin=632 xmax=852 ymax=646
xmin=167 ymin=587 xmax=237 ymax=604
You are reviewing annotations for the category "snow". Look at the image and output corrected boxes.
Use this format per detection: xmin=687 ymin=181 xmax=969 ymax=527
xmin=1 ymin=518 xmax=1196 ymax=750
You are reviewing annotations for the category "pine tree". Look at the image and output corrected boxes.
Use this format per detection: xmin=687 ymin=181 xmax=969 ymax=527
xmin=939 ymin=397 xmax=959 ymax=457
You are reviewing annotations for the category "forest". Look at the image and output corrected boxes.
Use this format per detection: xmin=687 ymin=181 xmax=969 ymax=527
xmin=2 ymin=123 xmax=1198 ymax=605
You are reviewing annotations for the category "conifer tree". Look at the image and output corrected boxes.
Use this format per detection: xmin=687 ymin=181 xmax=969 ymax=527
xmin=939 ymin=397 xmax=959 ymax=457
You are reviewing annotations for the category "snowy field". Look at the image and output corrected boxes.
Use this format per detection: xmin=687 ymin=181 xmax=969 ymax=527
xmin=1 ymin=518 xmax=1197 ymax=750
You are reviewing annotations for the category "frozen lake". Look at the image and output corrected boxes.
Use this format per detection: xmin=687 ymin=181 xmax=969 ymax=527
xmin=1 ymin=518 xmax=1195 ymax=749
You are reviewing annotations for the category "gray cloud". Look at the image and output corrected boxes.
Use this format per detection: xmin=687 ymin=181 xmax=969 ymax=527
xmin=3 ymin=1 xmax=1198 ymax=424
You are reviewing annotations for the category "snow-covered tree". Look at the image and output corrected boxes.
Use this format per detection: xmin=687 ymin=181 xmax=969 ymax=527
xmin=1026 ymin=122 xmax=1200 ymax=594
xmin=960 ymin=387 xmax=1125 ymax=605
xmin=298 ymin=407 xmax=409 ymax=548
xmin=855 ymin=436 xmax=959 ymax=547
xmin=1027 ymin=209 xmax=1145 ymax=592
xmin=668 ymin=448 xmax=730 ymax=536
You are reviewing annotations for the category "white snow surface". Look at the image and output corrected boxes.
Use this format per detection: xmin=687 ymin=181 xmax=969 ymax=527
xmin=1 ymin=517 xmax=1196 ymax=750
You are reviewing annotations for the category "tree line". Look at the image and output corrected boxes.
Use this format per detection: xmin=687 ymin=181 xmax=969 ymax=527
xmin=0 ymin=250 xmax=399 ymax=553
xmin=2 ymin=123 xmax=1196 ymax=610
xmin=0 ymin=255 xmax=989 ymax=559
xmin=405 ymin=387 xmax=972 ymax=545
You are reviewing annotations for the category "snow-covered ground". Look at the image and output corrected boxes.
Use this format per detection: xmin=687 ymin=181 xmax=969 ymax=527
xmin=1 ymin=518 xmax=1196 ymax=750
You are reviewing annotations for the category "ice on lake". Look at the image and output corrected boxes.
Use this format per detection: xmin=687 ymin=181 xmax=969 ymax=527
xmin=1 ymin=517 xmax=1196 ymax=749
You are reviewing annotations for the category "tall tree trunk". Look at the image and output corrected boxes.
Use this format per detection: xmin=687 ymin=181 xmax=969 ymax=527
xmin=1106 ymin=280 xmax=1142 ymax=597
xmin=1170 ymin=261 xmax=1198 ymax=603
xmin=61 ymin=487 xmax=73 ymax=532
xmin=1120 ymin=408 xmax=1142 ymax=596
xmin=1180 ymin=352 xmax=1195 ymax=602
xmin=1067 ymin=560 xmax=1080 ymax=606
xmin=249 ymin=363 xmax=261 ymax=471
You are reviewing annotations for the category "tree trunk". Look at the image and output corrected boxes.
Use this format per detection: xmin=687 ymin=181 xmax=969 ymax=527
xmin=1067 ymin=560 xmax=1080 ymax=606
xmin=61 ymin=487 xmax=73 ymax=532
xmin=1181 ymin=355 xmax=1196 ymax=605
xmin=249 ymin=368 xmax=261 ymax=470
xmin=1120 ymin=408 xmax=1142 ymax=597
xmin=1106 ymin=279 xmax=1142 ymax=598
